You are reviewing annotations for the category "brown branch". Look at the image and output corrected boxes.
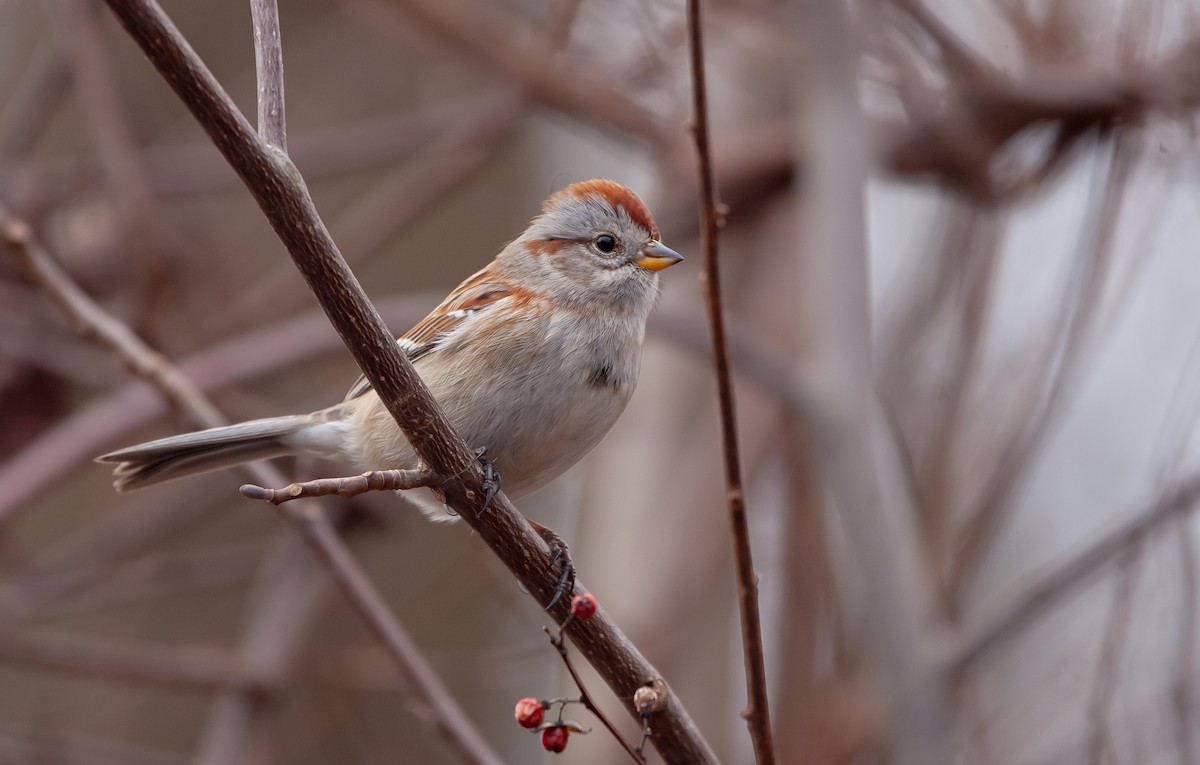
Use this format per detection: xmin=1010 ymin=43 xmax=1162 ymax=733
xmin=249 ymin=0 xmax=286 ymax=152
xmin=240 ymin=468 xmax=437 ymax=504
xmin=0 ymin=205 xmax=503 ymax=765
xmin=95 ymin=1 xmax=717 ymax=761
xmin=544 ymin=623 xmax=646 ymax=764
xmin=685 ymin=1 xmax=775 ymax=763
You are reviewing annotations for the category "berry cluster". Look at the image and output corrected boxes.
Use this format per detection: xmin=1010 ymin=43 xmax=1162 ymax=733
xmin=512 ymin=593 xmax=600 ymax=752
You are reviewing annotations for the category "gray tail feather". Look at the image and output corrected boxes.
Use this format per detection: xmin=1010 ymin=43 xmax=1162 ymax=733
xmin=97 ymin=416 xmax=306 ymax=491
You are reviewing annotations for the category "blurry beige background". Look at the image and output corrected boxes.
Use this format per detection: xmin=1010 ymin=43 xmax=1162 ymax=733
xmin=2 ymin=0 xmax=1200 ymax=763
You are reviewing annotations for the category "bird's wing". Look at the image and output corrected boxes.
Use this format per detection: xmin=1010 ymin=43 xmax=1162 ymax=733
xmin=344 ymin=266 xmax=513 ymax=401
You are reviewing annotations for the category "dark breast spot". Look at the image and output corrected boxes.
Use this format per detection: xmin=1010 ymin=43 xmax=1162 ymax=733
xmin=588 ymin=361 xmax=621 ymax=391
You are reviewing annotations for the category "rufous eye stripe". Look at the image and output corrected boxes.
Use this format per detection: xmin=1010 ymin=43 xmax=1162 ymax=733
xmin=526 ymin=238 xmax=572 ymax=258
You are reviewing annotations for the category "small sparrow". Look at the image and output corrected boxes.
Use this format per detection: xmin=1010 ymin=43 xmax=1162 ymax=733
xmin=98 ymin=179 xmax=683 ymax=521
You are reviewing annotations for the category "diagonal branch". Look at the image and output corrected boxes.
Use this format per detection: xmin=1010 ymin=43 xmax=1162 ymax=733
xmin=96 ymin=1 xmax=718 ymax=761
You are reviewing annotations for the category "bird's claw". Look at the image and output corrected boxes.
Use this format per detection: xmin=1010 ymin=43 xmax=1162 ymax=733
xmin=474 ymin=447 xmax=501 ymax=512
xmin=537 ymin=527 xmax=576 ymax=611
xmin=546 ymin=555 xmax=576 ymax=611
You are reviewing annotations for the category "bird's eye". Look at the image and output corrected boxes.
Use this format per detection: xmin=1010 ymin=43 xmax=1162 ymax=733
xmin=593 ymin=234 xmax=617 ymax=254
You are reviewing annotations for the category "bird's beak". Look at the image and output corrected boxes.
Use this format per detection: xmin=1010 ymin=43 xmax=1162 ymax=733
xmin=634 ymin=241 xmax=684 ymax=272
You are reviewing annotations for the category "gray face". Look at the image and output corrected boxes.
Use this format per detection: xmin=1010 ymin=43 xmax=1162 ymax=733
xmin=504 ymin=192 xmax=665 ymax=314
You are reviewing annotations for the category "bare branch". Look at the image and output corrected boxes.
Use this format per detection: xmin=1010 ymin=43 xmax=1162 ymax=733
xmin=240 ymin=468 xmax=437 ymax=504
xmin=249 ymin=0 xmax=286 ymax=151
xmin=686 ymin=1 xmax=775 ymax=763
xmin=95 ymin=1 xmax=717 ymax=761
xmin=543 ymin=623 xmax=646 ymax=764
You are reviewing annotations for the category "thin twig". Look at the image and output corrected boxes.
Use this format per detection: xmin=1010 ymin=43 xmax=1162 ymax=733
xmin=0 ymin=93 xmax=510 ymax=199
xmin=249 ymin=0 xmax=286 ymax=152
xmin=685 ymin=1 xmax=775 ymax=763
xmin=205 ymin=10 xmax=314 ymax=742
xmin=96 ymin=1 xmax=717 ymax=761
xmin=543 ymin=624 xmax=646 ymax=764
xmin=240 ymin=468 xmax=437 ymax=504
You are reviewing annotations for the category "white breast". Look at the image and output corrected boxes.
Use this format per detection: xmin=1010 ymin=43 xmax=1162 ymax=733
xmin=348 ymin=305 xmax=644 ymax=503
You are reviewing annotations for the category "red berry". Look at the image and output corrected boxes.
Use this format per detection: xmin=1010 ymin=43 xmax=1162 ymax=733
xmin=514 ymin=697 xmax=544 ymax=729
xmin=570 ymin=593 xmax=597 ymax=620
xmin=541 ymin=725 xmax=569 ymax=753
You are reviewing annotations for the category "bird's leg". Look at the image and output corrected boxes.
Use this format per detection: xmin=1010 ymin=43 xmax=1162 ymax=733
xmin=474 ymin=447 xmax=501 ymax=512
xmin=526 ymin=517 xmax=576 ymax=610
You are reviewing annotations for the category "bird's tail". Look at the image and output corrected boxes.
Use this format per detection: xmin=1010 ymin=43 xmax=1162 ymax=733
xmin=97 ymin=414 xmax=319 ymax=491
